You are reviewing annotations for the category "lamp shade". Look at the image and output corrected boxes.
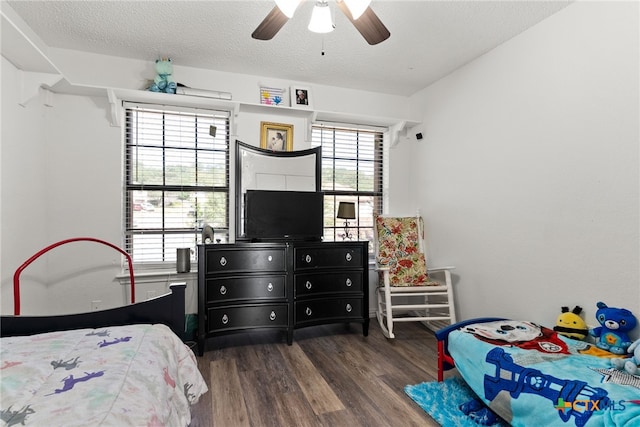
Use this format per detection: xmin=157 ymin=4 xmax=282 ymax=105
xmin=337 ymin=202 xmax=356 ymax=220
xmin=308 ymin=1 xmax=334 ymax=34
xmin=343 ymin=0 xmax=371 ymax=20
xmin=274 ymin=0 xmax=301 ymax=18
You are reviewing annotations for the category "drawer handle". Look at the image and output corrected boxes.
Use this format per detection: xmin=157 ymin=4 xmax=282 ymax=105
xmin=219 ymin=285 xmax=227 ymax=295
xmin=345 ymin=253 xmax=352 ymax=262
xmin=222 ymin=314 xmax=229 ymax=324
xmin=305 ymin=307 xmax=312 ymax=316
xmin=346 ymin=303 xmax=353 ymax=313
xmin=267 ymin=283 xmax=274 ymax=292
xmin=305 ymin=254 xmax=312 ymax=264
xmin=305 ymin=281 xmax=312 ymax=290
xmin=345 ymin=278 xmax=352 ymax=287
xmin=269 ymin=311 xmax=277 ymax=321
xmin=219 ymin=256 xmax=227 ymax=266
xmin=268 ymin=255 xmax=273 ymax=262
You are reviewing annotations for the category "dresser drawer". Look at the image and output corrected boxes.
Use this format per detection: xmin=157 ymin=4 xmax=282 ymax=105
xmin=294 ymin=245 xmax=364 ymax=270
xmin=206 ymin=275 xmax=286 ymax=303
xmin=204 ymin=248 xmax=286 ymax=274
xmin=207 ymin=304 xmax=288 ymax=332
xmin=294 ymin=272 xmax=363 ymax=297
xmin=295 ymin=298 xmax=362 ymax=325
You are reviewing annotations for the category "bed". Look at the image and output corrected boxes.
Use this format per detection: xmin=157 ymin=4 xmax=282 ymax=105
xmin=0 ymin=238 xmax=208 ymax=426
xmin=436 ymin=318 xmax=640 ymax=427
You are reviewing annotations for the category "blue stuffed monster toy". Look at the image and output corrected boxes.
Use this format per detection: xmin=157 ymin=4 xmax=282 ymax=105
xmin=590 ymin=301 xmax=637 ymax=355
xmin=148 ymin=57 xmax=176 ymax=94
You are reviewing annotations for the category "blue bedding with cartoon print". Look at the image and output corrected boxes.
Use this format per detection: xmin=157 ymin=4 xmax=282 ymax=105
xmin=448 ymin=320 xmax=640 ymax=427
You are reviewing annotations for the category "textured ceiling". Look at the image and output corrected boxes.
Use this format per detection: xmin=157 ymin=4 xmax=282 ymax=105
xmin=7 ymin=0 xmax=572 ymax=96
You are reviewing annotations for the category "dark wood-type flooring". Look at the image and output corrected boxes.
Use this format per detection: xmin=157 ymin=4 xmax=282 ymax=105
xmin=189 ymin=321 xmax=448 ymax=426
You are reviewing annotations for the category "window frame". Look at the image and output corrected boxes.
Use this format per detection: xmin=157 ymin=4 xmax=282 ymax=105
xmin=311 ymin=123 xmax=385 ymax=252
xmin=123 ymin=102 xmax=230 ymax=268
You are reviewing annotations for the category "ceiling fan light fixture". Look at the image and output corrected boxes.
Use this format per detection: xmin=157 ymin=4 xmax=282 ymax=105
xmin=343 ymin=0 xmax=371 ymax=20
xmin=274 ymin=0 xmax=301 ymax=18
xmin=308 ymin=1 xmax=334 ymax=34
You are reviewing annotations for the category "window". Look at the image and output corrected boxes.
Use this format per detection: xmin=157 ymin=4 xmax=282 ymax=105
xmin=124 ymin=103 xmax=230 ymax=265
xmin=311 ymin=124 xmax=384 ymax=251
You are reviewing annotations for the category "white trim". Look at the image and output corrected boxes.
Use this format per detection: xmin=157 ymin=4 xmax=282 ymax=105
xmin=115 ymin=269 xmax=197 ymax=284
xmin=312 ymin=120 xmax=388 ymax=133
xmin=122 ymin=101 xmax=231 ymax=117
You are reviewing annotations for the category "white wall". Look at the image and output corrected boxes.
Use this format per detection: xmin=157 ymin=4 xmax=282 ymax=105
xmin=1 ymin=57 xmax=53 ymax=314
xmin=1 ymin=61 xmax=128 ymax=314
xmin=49 ymin=47 xmax=419 ymax=125
xmin=4 ymin=1 xmax=637 ymax=329
xmin=0 ymin=49 xmax=412 ymax=315
xmin=386 ymin=137 xmax=422 ymax=215
xmin=400 ymin=1 xmax=639 ymax=330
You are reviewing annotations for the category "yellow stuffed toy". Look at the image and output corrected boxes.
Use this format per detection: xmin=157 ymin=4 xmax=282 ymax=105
xmin=553 ymin=306 xmax=588 ymax=340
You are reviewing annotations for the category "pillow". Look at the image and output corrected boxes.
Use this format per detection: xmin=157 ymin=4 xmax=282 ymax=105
xmin=375 ymin=216 xmax=421 ymax=264
xmin=376 ymin=216 xmax=436 ymax=286
xmin=387 ymin=253 xmax=429 ymax=286
xmin=460 ymin=320 xmax=542 ymax=342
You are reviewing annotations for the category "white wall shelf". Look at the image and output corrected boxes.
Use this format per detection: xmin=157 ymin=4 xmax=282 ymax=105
xmin=2 ymin=1 xmax=419 ymax=144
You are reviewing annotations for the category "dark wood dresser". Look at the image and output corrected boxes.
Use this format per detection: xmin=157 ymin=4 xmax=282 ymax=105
xmin=197 ymin=241 xmax=368 ymax=355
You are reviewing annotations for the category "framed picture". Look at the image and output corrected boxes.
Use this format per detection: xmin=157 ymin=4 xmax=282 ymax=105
xmin=259 ymin=86 xmax=285 ymax=106
xmin=260 ymin=122 xmax=294 ymax=152
xmin=290 ymin=86 xmax=312 ymax=108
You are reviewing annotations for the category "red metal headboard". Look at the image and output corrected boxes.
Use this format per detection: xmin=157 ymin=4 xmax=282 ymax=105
xmin=13 ymin=237 xmax=135 ymax=315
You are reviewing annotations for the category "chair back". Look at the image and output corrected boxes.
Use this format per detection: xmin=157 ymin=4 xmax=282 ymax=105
xmin=374 ymin=215 xmax=429 ymax=286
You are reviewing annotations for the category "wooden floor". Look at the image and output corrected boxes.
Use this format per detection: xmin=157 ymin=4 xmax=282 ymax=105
xmin=189 ymin=320 xmax=444 ymax=427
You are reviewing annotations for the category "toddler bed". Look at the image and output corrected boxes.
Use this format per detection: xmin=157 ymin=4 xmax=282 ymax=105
xmin=0 ymin=238 xmax=208 ymax=426
xmin=436 ymin=318 xmax=640 ymax=427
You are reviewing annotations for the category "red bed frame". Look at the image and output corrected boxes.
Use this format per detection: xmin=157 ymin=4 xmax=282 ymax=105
xmin=3 ymin=238 xmax=187 ymax=340
xmin=12 ymin=237 xmax=135 ymax=315
xmin=434 ymin=317 xmax=506 ymax=381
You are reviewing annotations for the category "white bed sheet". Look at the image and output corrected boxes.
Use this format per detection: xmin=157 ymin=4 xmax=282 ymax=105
xmin=1 ymin=323 xmax=208 ymax=426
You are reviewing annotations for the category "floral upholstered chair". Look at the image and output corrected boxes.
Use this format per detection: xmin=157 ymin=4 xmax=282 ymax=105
xmin=375 ymin=215 xmax=457 ymax=339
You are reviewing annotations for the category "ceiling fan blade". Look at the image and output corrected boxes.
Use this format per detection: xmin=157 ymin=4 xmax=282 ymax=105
xmin=336 ymin=0 xmax=390 ymax=45
xmin=252 ymin=6 xmax=289 ymax=40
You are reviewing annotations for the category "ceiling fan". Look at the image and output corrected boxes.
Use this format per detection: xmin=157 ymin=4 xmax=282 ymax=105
xmin=252 ymin=0 xmax=390 ymax=45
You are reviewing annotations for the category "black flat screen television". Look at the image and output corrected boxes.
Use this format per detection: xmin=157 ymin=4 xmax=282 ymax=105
xmin=245 ymin=190 xmax=323 ymax=241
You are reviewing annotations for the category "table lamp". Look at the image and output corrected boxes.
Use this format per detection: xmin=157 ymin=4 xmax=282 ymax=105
xmin=337 ymin=202 xmax=356 ymax=240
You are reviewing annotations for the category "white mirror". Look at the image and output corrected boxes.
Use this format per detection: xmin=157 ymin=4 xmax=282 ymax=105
xmin=235 ymin=140 xmax=321 ymax=240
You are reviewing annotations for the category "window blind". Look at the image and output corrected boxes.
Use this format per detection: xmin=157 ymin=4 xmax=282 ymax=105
xmin=311 ymin=124 xmax=384 ymax=249
xmin=124 ymin=102 xmax=230 ymax=266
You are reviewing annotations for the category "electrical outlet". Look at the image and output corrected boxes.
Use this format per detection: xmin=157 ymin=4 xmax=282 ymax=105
xmin=91 ymin=300 xmax=101 ymax=311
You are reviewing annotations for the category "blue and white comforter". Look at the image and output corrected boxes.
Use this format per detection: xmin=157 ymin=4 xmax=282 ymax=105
xmin=449 ymin=321 xmax=640 ymax=427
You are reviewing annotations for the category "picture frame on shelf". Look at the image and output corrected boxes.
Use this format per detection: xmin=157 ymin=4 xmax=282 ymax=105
xmin=290 ymin=86 xmax=312 ymax=108
xmin=260 ymin=122 xmax=294 ymax=152
xmin=260 ymin=86 xmax=285 ymax=106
